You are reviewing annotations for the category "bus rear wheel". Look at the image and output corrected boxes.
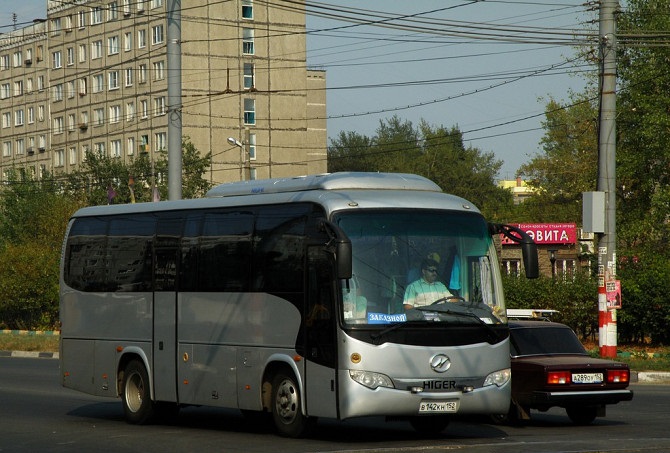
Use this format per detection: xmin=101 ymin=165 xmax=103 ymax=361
xmin=122 ymin=359 xmax=155 ymax=425
xmin=271 ymin=372 xmax=311 ymax=438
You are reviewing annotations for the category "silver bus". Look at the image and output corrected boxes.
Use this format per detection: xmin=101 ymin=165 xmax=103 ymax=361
xmin=59 ymin=172 xmax=538 ymax=437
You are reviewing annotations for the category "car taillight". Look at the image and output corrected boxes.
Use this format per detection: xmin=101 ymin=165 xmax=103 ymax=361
xmin=607 ymin=369 xmax=629 ymax=383
xmin=547 ymin=371 xmax=571 ymax=384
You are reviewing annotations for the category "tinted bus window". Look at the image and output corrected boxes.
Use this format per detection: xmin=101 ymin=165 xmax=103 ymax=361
xmin=108 ymin=215 xmax=155 ymax=291
xmin=65 ymin=216 xmax=108 ymax=291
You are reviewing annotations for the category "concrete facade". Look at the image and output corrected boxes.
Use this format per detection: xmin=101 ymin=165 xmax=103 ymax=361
xmin=0 ymin=0 xmax=326 ymax=185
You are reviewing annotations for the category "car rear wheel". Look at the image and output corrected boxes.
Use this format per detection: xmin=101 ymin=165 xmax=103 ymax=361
xmin=566 ymin=406 xmax=597 ymax=425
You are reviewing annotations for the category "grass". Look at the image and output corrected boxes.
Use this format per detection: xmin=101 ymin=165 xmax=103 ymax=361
xmin=0 ymin=333 xmax=59 ymax=353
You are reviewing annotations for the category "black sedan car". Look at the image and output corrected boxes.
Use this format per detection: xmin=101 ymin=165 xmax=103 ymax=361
xmin=505 ymin=320 xmax=633 ymax=425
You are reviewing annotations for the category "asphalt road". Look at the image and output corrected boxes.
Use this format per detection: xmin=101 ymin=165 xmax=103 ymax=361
xmin=2 ymin=356 xmax=670 ymax=452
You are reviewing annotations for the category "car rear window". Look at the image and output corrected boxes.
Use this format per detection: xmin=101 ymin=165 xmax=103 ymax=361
xmin=510 ymin=325 xmax=588 ymax=356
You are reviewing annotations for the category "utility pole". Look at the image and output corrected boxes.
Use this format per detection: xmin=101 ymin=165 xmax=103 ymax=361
xmin=597 ymin=0 xmax=618 ymax=358
xmin=167 ymin=0 xmax=182 ymax=200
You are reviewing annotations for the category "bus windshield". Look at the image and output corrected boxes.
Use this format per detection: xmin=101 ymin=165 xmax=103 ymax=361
xmin=335 ymin=209 xmax=505 ymax=327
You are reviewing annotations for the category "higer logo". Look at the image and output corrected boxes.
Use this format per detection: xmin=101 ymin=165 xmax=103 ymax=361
xmin=430 ymin=354 xmax=451 ymax=373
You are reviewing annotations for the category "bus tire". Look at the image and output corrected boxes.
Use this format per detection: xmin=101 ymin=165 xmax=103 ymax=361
xmin=271 ymin=372 xmax=310 ymax=438
xmin=122 ymin=359 xmax=155 ymax=425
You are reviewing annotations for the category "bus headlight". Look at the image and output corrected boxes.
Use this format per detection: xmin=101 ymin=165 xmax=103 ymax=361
xmin=349 ymin=370 xmax=395 ymax=390
xmin=483 ymin=368 xmax=511 ymax=387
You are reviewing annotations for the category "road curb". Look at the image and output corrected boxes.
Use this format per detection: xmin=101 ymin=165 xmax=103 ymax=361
xmin=633 ymin=370 xmax=670 ymax=384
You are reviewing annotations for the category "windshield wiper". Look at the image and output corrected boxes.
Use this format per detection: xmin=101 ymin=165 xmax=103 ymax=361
xmin=370 ymin=320 xmax=427 ymax=344
xmin=415 ymin=306 xmax=502 ymax=343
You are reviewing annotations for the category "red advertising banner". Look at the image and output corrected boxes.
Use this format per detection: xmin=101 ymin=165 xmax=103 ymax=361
xmin=501 ymin=223 xmax=577 ymax=245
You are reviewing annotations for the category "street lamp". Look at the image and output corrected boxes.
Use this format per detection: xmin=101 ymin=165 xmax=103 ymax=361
xmin=227 ymin=136 xmax=249 ymax=181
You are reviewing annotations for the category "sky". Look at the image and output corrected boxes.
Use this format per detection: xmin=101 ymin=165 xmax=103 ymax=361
xmin=2 ymin=0 xmax=595 ymax=180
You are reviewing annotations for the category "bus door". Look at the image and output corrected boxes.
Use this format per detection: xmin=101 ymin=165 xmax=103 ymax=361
xmin=152 ymin=215 xmax=182 ymax=403
xmin=304 ymin=247 xmax=338 ymax=418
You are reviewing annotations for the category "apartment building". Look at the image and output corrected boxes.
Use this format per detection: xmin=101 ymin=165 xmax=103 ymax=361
xmin=0 ymin=0 xmax=326 ymax=185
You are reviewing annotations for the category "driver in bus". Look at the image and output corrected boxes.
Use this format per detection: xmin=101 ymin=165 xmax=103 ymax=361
xmin=403 ymin=258 xmax=454 ymax=309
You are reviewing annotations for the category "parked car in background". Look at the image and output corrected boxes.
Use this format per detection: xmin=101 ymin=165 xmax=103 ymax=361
xmin=502 ymin=319 xmax=633 ymax=425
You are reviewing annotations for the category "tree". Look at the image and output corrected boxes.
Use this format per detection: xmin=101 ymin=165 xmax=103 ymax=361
xmin=515 ymin=95 xmax=599 ymax=223
xmin=0 ymin=171 xmax=84 ymax=329
xmin=328 ymin=116 xmax=513 ymax=219
xmin=63 ymin=137 xmax=212 ymax=205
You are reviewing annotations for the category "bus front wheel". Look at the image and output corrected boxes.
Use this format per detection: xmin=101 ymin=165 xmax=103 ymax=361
xmin=122 ymin=359 xmax=155 ymax=425
xmin=271 ymin=372 xmax=311 ymax=437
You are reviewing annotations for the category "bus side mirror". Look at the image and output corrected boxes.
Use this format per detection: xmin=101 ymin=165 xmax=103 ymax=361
xmin=320 ymin=220 xmax=353 ymax=279
xmin=489 ymin=223 xmax=539 ymax=279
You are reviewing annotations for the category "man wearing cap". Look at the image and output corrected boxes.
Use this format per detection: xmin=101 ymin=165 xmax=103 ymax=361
xmin=403 ymin=258 xmax=453 ymax=309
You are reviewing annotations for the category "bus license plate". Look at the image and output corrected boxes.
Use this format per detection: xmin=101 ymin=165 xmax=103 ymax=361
xmin=572 ymin=373 xmax=603 ymax=384
xmin=419 ymin=401 xmax=458 ymax=413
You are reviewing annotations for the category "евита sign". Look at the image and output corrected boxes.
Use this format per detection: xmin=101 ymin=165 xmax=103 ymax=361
xmin=501 ymin=223 xmax=577 ymax=245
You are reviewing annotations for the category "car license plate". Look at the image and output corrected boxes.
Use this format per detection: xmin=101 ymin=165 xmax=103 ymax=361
xmin=572 ymin=373 xmax=603 ymax=384
xmin=419 ymin=401 xmax=458 ymax=413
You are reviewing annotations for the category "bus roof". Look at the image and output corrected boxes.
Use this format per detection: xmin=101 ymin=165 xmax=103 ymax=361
xmin=205 ymin=172 xmax=442 ymax=198
xmin=70 ymin=173 xmax=480 ymax=218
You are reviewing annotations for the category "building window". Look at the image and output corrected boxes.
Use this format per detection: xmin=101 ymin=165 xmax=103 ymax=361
xmin=108 ymin=1 xmax=119 ymax=21
xmin=110 ymin=139 xmax=122 ymax=157
xmin=152 ymin=25 xmax=164 ymax=45
xmin=13 ymin=80 xmax=23 ymax=96
xmin=53 ymin=84 xmax=63 ymax=101
xmin=502 ymin=259 xmax=521 ymax=277
xmin=154 ymin=131 xmax=166 ymax=151
xmin=137 ymin=0 xmax=145 ymax=12
xmin=93 ymin=74 xmax=104 ymax=93
xmin=124 ymin=32 xmax=132 ymax=51
xmin=65 ymin=15 xmax=73 ymax=31
xmin=67 ymin=47 xmax=74 ymax=65
xmin=50 ymin=18 xmax=61 ymax=36
xmin=37 ymin=76 xmax=45 ymax=91
xmin=242 ymin=0 xmax=253 ymax=19
xmin=79 ymin=77 xmax=87 ymax=95
xmin=55 ymin=149 xmax=65 ymax=167
xmin=1 ymin=83 xmax=9 ymax=99
xmin=15 ymin=109 xmax=24 ymax=126
xmin=151 ymin=0 xmax=163 ymax=8
xmin=94 ymin=142 xmax=105 ymax=157
xmin=153 ymin=60 xmax=165 ymax=80
xmin=109 ymin=105 xmax=121 ymax=123
xmin=138 ymin=29 xmax=146 ymax=48
xmin=0 ymin=55 xmax=8 ymax=70
xmin=92 ymin=40 xmax=103 ymax=59
xmin=244 ymin=98 xmax=255 ymax=125
xmin=2 ymin=112 xmax=10 ymax=128
xmin=126 ymin=102 xmax=135 ymax=121
xmin=16 ymin=139 xmax=24 ymax=155
xmin=243 ymin=63 xmax=255 ymax=89
xmin=248 ymin=133 xmax=256 ymax=160
xmin=154 ymin=96 xmax=166 ymax=116
xmin=2 ymin=141 xmax=11 ymax=157
xmin=80 ymin=111 xmax=89 ymax=125
xmin=91 ymin=7 xmax=103 ymax=25
xmin=123 ymin=0 xmax=131 ymax=15
xmin=79 ymin=44 xmax=87 ymax=62
xmin=52 ymin=51 xmax=62 ymax=68
xmin=53 ymin=116 xmax=64 ymax=134
xmin=108 ymin=70 xmax=120 ymax=90
xmin=38 ymin=135 xmax=46 ymax=149
xmin=28 ymin=107 xmax=34 ymax=124
xmin=108 ymin=36 xmax=119 ymax=55
xmin=78 ymin=10 xmax=86 ymax=28
xmin=141 ymin=99 xmax=148 ymax=118
xmin=242 ymin=28 xmax=254 ymax=55
xmin=127 ymin=137 xmax=135 ymax=156
xmin=138 ymin=64 xmax=147 ymax=83
xmin=68 ymin=113 xmax=76 ymax=130
xmin=38 ymin=105 xmax=45 ymax=121
xmin=69 ymin=146 xmax=77 ymax=165
xmin=67 ymin=81 xmax=75 ymax=98
xmin=13 ymin=51 xmax=22 ymax=67
xmin=94 ymin=108 xmax=104 ymax=125
xmin=125 ymin=67 xmax=133 ymax=86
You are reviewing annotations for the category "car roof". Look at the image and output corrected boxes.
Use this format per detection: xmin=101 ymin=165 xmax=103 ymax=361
xmin=509 ymin=320 xmax=570 ymax=329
